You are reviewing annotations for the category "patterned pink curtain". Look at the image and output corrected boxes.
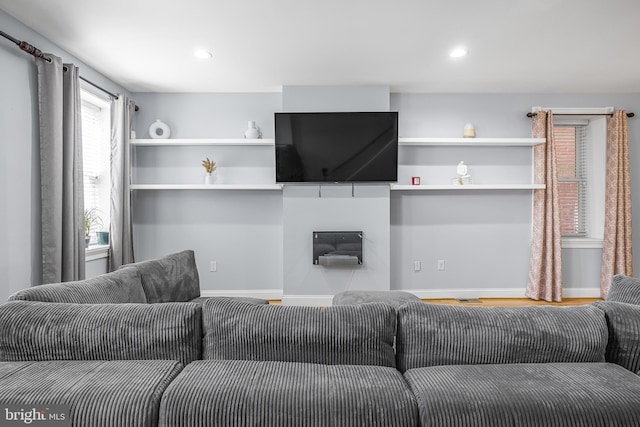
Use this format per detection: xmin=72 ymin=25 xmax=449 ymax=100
xmin=526 ymin=111 xmax=563 ymax=302
xmin=600 ymin=110 xmax=633 ymax=297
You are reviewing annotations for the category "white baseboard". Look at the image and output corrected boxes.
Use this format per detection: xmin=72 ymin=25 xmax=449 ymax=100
xmin=200 ymin=289 xmax=283 ymax=300
xmin=562 ymin=288 xmax=601 ymax=298
xmin=281 ymin=295 xmax=334 ymax=306
xmin=407 ymin=288 xmax=600 ymax=299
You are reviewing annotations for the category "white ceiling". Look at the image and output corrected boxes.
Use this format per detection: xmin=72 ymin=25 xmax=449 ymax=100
xmin=2 ymin=0 xmax=639 ymax=93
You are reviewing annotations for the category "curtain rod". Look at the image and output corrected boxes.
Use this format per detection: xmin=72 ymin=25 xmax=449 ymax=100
xmin=527 ymin=111 xmax=634 ymax=118
xmin=1 ymin=30 xmax=139 ymax=111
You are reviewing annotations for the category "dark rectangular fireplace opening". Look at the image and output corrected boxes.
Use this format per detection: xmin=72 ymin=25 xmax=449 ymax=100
xmin=312 ymin=231 xmax=363 ymax=266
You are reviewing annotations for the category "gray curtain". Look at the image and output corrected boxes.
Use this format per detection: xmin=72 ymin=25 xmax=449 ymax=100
xmin=109 ymin=96 xmax=136 ymax=270
xmin=37 ymin=55 xmax=85 ymax=283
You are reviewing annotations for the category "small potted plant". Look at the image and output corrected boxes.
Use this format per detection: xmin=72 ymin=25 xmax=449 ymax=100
xmin=83 ymin=208 xmax=103 ymax=248
xmin=96 ymin=230 xmax=110 ymax=246
xmin=202 ymin=157 xmax=217 ymax=184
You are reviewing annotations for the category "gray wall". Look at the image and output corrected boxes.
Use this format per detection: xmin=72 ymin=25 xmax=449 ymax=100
xmin=0 ymin=10 xmax=130 ymax=301
xmin=281 ymin=86 xmax=391 ymax=304
xmin=131 ymin=92 xmax=284 ymax=297
xmin=132 ymin=190 xmax=283 ymax=295
xmin=133 ymin=92 xmax=281 ymax=139
xmin=391 ymin=93 xmax=640 ymax=296
xmin=132 ymin=90 xmax=639 ymax=300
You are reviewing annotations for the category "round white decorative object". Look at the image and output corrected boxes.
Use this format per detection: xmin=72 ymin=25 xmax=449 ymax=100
xmin=244 ymin=121 xmax=262 ymax=139
xmin=149 ymin=120 xmax=171 ymax=139
xmin=204 ymin=172 xmax=215 ymax=185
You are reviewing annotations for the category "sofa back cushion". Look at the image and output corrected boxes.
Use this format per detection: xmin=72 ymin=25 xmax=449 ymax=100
xmin=0 ymin=301 xmax=202 ymax=365
xmin=396 ymin=303 xmax=608 ymax=372
xmin=606 ymin=275 xmax=640 ymax=305
xmin=202 ymin=299 xmax=396 ymax=367
xmin=122 ymin=250 xmax=200 ymax=303
xmin=593 ymin=301 xmax=640 ymax=373
xmin=7 ymin=268 xmax=147 ymax=303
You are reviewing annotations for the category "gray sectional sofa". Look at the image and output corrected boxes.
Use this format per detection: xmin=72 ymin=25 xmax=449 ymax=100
xmin=2 ymin=250 xmax=640 ymax=426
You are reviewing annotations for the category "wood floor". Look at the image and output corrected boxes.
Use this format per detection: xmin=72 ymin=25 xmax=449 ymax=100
xmin=423 ymin=298 xmax=601 ymax=307
xmin=268 ymin=298 xmax=601 ymax=306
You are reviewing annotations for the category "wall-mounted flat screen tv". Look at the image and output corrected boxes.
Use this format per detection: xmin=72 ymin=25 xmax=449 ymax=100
xmin=275 ymin=112 xmax=398 ymax=183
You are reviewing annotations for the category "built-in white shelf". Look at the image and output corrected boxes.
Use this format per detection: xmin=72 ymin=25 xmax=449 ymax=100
xmin=130 ymin=138 xmax=274 ymax=146
xmin=130 ymin=184 xmax=283 ymax=191
xmin=398 ymin=137 xmax=545 ymax=146
xmin=130 ymin=138 xmax=278 ymax=189
xmin=390 ymin=184 xmax=546 ymax=191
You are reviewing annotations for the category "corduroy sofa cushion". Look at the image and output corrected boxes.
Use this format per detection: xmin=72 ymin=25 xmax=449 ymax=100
xmin=159 ymin=359 xmax=419 ymax=427
xmin=121 ymin=250 xmax=200 ymax=303
xmin=203 ymin=299 xmax=396 ymax=367
xmin=593 ymin=301 xmax=640 ymax=373
xmin=0 ymin=360 xmax=182 ymax=427
xmin=0 ymin=301 xmax=202 ymax=365
xmin=7 ymin=267 xmax=147 ymax=303
xmin=332 ymin=290 xmax=421 ymax=308
xmin=189 ymin=296 xmax=269 ymax=305
xmin=404 ymin=363 xmax=640 ymax=427
xmin=396 ymin=303 xmax=608 ymax=372
xmin=606 ymin=274 xmax=640 ymax=305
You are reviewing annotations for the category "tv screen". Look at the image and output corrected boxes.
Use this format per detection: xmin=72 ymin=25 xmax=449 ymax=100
xmin=275 ymin=112 xmax=398 ymax=183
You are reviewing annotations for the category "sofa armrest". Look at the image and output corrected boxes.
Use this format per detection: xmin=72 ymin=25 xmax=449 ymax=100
xmin=121 ymin=250 xmax=200 ymax=303
xmin=606 ymin=275 xmax=640 ymax=305
xmin=7 ymin=268 xmax=147 ymax=304
xmin=593 ymin=301 xmax=640 ymax=373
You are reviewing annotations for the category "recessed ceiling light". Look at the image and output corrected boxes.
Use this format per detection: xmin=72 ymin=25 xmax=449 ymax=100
xmin=450 ymin=48 xmax=468 ymax=58
xmin=194 ymin=49 xmax=213 ymax=59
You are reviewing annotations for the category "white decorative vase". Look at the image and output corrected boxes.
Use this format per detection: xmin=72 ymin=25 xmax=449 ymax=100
xmin=149 ymin=120 xmax=171 ymax=139
xmin=204 ymin=172 xmax=216 ymax=185
xmin=244 ymin=121 xmax=262 ymax=139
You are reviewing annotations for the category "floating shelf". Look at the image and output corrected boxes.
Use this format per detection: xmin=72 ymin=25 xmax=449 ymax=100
xmin=130 ymin=184 xmax=283 ymax=191
xmin=130 ymin=138 xmax=274 ymax=146
xmin=398 ymin=138 xmax=545 ymax=146
xmin=390 ymin=184 xmax=546 ymax=191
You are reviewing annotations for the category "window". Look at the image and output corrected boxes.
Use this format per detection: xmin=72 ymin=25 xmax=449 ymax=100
xmin=553 ymin=116 xmax=606 ymax=248
xmin=555 ymin=125 xmax=588 ymax=236
xmin=80 ymin=85 xmax=111 ymax=248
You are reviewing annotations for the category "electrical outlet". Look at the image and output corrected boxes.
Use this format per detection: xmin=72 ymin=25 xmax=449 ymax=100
xmin=414 ymin=260 xmax=421 ymax=271
xmin=210 ymin=261 xmax=217 ymax=272
xmin=437 ymin=259 xmax=445 ymax=271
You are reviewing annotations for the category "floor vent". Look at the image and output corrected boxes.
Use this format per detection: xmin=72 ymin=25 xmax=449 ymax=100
xmin=456 ymin=298 xmax=482 ymax=303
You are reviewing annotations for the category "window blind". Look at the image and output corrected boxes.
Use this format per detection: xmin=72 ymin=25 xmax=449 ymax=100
xmin=81 ymin=95 xmax=110 ymax=240
xmin=555 ymin=125 xmax=588 ymax=236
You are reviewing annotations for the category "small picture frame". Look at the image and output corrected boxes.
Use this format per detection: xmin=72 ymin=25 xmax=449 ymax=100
xmin=411 ymin=176 xmax=421 ymax=185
